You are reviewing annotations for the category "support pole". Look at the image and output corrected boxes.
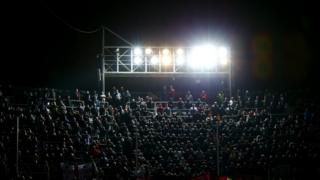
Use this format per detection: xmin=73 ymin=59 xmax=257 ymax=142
xmin=101 ymin=26 xmax=106 ymax=95
xmin=229 ymin=58 xmax=232 ymax=98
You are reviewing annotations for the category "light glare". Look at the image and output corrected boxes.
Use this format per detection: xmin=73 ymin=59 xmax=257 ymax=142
xmin=150 ymin=56 xmax=159 ymax=65
xmin=188 ymin=45 xmax=217 ymax=70
xmin=176 ymin=48 xmax=184 ymax=55
xmin=162 ymin=49 xmax=170 ymax=55
xmin=162 ymin=56 xmax=171 ymax=65
xmin=134 ymin=48 xmax=142 ymax=55
xmin=145 ymin=48 xmax=152 ymax=55
xmin=176 ymin=56 xmax=185 ymax=65
xmin=218 ymin=47 xmax=229 ymax=66
xmin=134 ymin=56 xmax=143 ymax=65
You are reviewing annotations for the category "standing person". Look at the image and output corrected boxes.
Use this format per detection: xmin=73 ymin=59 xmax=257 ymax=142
xmin=200 ymin=90 xmax=208 ymax=102
xmin=185 ymin=90 xmax=194 ymax=102
xmin=168 ymin=85 xmax=176 ymax=101
xmin=74 ymin=88 xmax=81 ymax=100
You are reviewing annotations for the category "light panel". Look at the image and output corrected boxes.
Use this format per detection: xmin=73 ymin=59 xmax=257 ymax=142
xmin=134 ymin=48 xmax=143 ymax=55
xmin=150 ymin=55 xmax=159 ymax=65
xmin=218 ymin=47 xmax=229 ymax=66
xmin=188 ymin=45 xmax=217 ymax=70
xmin=162 ymin=56 xmax=171 ymax=65
xmin=176 ymin=48 xmax=184 ymax=55
xmin=162 ymin=49 xmax=170 ymax=55
xmin=133 ymin=56 xmax=143 ymax=65
xmin=129 ymin=45 xmax=229 ymax=69
xmin=145 ymin=48 xmax=152 ymax=55
xmin=176 ymin=56 xmax=185 ymax=65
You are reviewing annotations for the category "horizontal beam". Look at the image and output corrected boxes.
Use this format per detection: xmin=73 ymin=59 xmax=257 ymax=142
xmin=104 ymin=46 xmax=193 ymax=49
xmin=104 ymin=72 xmax=229 ymax=77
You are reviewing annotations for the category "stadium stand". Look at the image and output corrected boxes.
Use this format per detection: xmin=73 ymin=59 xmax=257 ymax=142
xmin=0 ymin=84 xmax=319 ymax=179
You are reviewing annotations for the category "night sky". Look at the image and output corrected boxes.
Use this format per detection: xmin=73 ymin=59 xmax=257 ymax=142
xmin=2 ymin=0 xmax=318 ymax=90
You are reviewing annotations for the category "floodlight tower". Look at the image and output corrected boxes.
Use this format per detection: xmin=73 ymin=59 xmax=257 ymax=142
xmin=100 ymin=27 xmax=232 ymax=97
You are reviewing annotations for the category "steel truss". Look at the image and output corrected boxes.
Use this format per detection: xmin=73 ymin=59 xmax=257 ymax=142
xmin=100 ymin=27 xmax=232 ymax=96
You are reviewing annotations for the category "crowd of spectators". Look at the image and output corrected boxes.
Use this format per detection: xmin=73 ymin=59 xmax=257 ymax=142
xmin=0 ymin=84 xmax=319 ymax=180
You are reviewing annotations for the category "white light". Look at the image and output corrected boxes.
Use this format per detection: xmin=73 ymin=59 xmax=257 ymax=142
xmin=176 ymin=48 xmax=184 ymax=55
xmin=188 ymin=47 xmax=201 ymax=69
xmin=145 ymin=48 xmax=152 ymax=55
xmin=162 ymin=56 xmax=171 ymax=65
xmin=176 ymin=48 xmax=184 ymax=65
xmin=161 ymin=48 xmax=171 ymax=65
xmin=134 ymin=56 xmax=143 ymax=65
xmin=176 ymin=56 xmax=185 ymax=65
xmin=150 ymin=56 xmax=159 ymax=65
xmin=134 ymin=48 xmax=142 ymax=55
xmin=188 ymin=44 xmax=217 ymax=69
xmin=218 ymin=47 xmax=229 ymax=66
xmin=162 ymin=49 xmax=170 ymax=55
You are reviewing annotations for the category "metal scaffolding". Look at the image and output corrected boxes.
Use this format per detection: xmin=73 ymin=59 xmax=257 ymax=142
xmin=100 ymin=26 xmax=232 ymax=96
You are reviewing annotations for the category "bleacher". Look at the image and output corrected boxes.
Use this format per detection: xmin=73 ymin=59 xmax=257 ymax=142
xmin=0 ymin=85 xmax=319 ymax=179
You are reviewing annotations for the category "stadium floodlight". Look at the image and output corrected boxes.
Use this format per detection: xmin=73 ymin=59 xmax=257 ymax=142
xmin=162 ymin=56 xmax=171 ymax=65
xmin=150 ymin=55 xmax=159 ymax=65
xmin=162 ymin=48 xmax=170 ymax=55
xmin=188 ymin=47 xmax=201 ymax=69
xmin=175 ymin=48 xmax=185 ymax=65
xmin=176 ymin=48 xmax=184 ymax=55
xmin=188 ymin=44 xmax=217 ymax=69
xmin=218 ymin=47 xmax=229 ymax=66
xmin=134 ymin=47 xmax=143 ymax=55
xmin=161 ymin=48 xmax=172 ymax=65
xmin=145 ymin=48 xmax=152 ymax=55
xmin=176 ymin=56 xmax=185 ymax=65
xmin=133 ymin=56 xmax=143 ymax=65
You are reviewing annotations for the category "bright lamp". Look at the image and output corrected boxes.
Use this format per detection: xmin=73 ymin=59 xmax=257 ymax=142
xmin=134 ymin=48 xmax=142 ymax=55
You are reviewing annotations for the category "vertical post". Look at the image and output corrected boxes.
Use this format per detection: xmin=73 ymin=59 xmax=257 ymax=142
xmin=159 ymin=48 xmax=161 ymax=72
xmin=145 ymin=51 xmax=147 ymax=72
xmin=116 ymin=48 xmax=119 ymax=72
xmin=173 ymin=49 xmax=176 ymax=73
xmin=16 ymin=117 xmax=19 ymax=177
xmin=101 ymin=26 xmax=106 ymax=95
xmin=229 ymin=56 xmax=232 ymax=98
xmin=131 ymin=49 xmax=133 ymax=72
xmin=216 ymin=115 xmax=220 ymax=176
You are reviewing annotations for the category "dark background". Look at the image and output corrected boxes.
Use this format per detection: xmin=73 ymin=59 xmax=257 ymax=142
xmin=1 ymin=0 xmax=318 ymax=91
